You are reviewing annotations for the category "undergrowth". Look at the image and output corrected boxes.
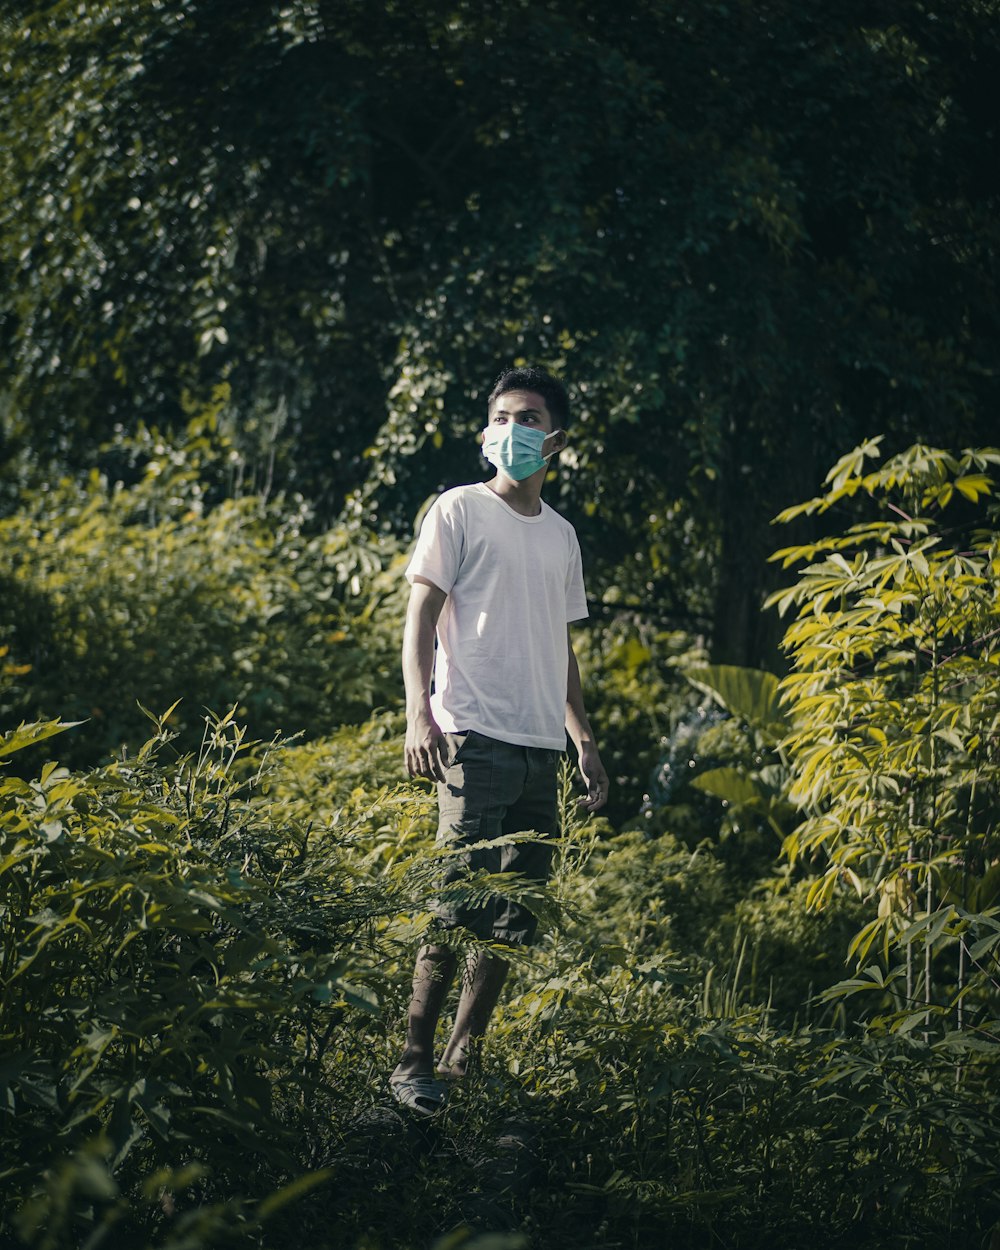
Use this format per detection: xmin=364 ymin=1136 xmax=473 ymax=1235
xmin=1 ymin=709 xmax=997 ymax=1249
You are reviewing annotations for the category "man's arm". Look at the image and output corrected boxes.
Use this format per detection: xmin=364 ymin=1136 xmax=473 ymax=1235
xmin=403 ymin=576 xmax=449 ymax=781
xmin=566 ymin=629 xmax=609 ymax=813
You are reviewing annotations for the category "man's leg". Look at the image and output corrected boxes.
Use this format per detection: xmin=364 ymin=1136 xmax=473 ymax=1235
xmin=395 ymin=732 xmax=547 ymax=1084
xmin=391 ymin=730 xmax=479 ymax=1085
xmin=419 ymin=729 xmax=514 ymax=1078
xmin=437 ymin=949 xmax=510 ymax=1077
xmin=438 ymin=746 xmax=560 ymax=1077
xmin=391 ymin=943 xmax=457 ymax=1081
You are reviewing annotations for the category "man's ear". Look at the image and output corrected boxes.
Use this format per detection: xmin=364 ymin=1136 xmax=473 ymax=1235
xmin=545 ymin=429 xmax=568 ymax=454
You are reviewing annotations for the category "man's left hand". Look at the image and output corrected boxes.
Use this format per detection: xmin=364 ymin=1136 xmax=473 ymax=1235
xmin=577 ymin=743 xmax=609 ymax=813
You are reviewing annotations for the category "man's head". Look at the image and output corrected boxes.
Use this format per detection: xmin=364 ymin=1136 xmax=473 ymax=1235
xmin=488 ymin=367 xmax=570 ymax=431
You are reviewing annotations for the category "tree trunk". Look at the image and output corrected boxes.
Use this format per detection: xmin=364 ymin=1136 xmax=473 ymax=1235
xmin=710 ymin=403 xmax=822 ymax=670
xmin=709 ymin=449 xmax=787 ymax=670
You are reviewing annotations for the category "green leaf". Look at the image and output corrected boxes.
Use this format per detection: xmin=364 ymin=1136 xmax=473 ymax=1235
xmin=257 ymin=1169 xmax=333 ymax=1220
xmin=333 ymin=980 xmax=380 ymax=1014
xmin=691 ymin=767 xmax=769 ymax=807
xmin=682 ymin=665 xmax=786 ymax=733
xmin=954 ymin=473 xmax=993 ymax=502
xmin=0 ymin=720 xmax=84 ymax=759
xmin=822 ymin=437 xmax=884 ymax=490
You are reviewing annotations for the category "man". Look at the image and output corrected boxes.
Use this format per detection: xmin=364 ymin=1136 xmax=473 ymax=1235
xmin=389 ymin=365 xmax=608 ymax=1116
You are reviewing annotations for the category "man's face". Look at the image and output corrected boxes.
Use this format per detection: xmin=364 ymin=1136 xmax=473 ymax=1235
xmin=485 ymin=389 xmax=563 ymax=455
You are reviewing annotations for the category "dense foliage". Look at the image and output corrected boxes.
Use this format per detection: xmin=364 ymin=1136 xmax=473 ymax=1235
xmin=0 ymin=442 xmax=997 ymax=1249
xmin=769 ymin=441 xmax=1000 ymax=1038
xmin=3 ymin=1 xmax=1000 ymax=1246
xmin=3 ymin=693 xmax=998 ymax=1249
xmin=3 ymin=0 xmax=999 ymax=661
xmin=0 ymin=411 xmax=405 ymax=771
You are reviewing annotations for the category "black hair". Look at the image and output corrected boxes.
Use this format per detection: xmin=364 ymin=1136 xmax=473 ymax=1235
xmin=488 ymin=366 xmax=570 ymax=429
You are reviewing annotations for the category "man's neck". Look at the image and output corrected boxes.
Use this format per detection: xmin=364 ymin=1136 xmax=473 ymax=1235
xmin=484 ymin=469 xmax=546 ymax=516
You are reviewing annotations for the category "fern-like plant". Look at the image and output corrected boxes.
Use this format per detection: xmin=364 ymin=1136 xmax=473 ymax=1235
xmin=768 ymin=439 xmax=1000 ymax=1040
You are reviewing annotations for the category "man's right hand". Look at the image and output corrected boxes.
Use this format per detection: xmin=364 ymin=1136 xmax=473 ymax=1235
xmin=405 ymin=713 xmax=448 ymax=782
xmin=401 ymin=579 xmax=448 ymax=782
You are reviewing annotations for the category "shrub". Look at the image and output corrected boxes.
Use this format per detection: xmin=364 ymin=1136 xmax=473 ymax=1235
xmin=3 ymin=708 xmax=999 ymax=1249
xmin=0 ymin=710 xmax=435 ymax=1247
xmin=769 ymin=440 xmax=1000 ymax=1033
xmin=0 ymin=419 xmax=407 ymax=771
xmin=570 ymin=616 xmax=705 ymax=825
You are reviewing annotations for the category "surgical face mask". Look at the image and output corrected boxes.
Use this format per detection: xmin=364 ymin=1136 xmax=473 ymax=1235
xmin=481 ymin=422 xmax=556 ymax=481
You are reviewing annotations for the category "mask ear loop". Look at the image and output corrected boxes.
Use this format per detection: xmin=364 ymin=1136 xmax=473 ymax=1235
xmin=541 ymin=431 xmax=566 ymax=463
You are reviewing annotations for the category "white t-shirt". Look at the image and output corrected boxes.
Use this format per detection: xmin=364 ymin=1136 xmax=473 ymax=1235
xmin=406 ymin=482 xmax=589 ymax=750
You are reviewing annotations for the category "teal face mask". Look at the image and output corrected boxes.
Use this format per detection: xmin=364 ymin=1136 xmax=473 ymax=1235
xmin=481 ymin=423 xmax=555 ymax=481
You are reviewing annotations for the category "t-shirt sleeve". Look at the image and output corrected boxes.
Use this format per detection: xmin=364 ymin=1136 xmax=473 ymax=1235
xmin=405 ymin=494 xmax=464 ymax=594
xmin=565 ymin=532 xmax=589 ymax=622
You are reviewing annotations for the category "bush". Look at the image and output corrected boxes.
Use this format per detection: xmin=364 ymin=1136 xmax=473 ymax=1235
xmin=570 ymin=616 xmax=705 ymax=825
xmin=769 ymin=440 xmax=1000 ymax=1032
xmin=0 ymin=420 xmax=407 ymax=770
xmin=3 ymin=710 xmax=999 ymax=1249
xmin=0 ymin=710 xmax=436 ymax=1248
xmin=702 ymin=877 xmax=868 ymax=1022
